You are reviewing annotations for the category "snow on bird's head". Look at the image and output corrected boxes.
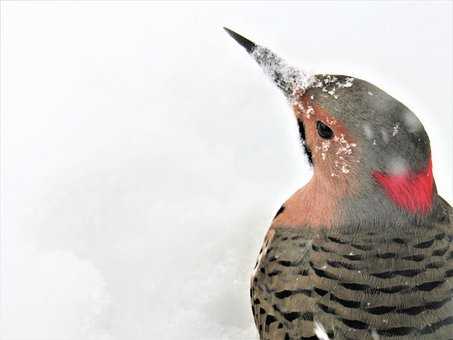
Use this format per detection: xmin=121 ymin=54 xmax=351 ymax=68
xmin=295 ymin=75 xmax=436 ymax=216
xmin=226 ymin=28 xmax=436 ymax=218
xmin=298 ymin=75 xmax=432 ymax=177
xmin=224 ymin=28 xmax=314 ymax=100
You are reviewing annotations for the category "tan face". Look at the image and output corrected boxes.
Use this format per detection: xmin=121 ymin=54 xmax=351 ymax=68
xmin=270 ymin=93 xmax=363 ymax=230
xmin=293 ymin=93 xmax=361 ymax=186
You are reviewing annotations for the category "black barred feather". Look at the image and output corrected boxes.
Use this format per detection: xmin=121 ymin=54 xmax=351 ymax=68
xmin=251 ymin=215 xmax=453 ymax=340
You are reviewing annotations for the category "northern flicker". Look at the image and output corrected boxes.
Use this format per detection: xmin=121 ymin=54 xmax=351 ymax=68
xmin=225 ymin=28 xmax=453 ymax=340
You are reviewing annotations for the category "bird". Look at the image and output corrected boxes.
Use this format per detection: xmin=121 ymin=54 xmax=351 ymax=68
xmin=224 ymin=27 xmax=453 ymax=340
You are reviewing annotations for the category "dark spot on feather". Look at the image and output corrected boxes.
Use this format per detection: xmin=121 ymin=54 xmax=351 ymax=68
xmin=351 ymin=243 xmax=373 ymax=251
xmin=274 ymin=205 xmax=285 ymax=219
xmin=414 ymin=239 xmax=435 ymax=249
xmin=340 ymin=318 xmax=369 ymax=330
xmin=417 ymin=280 xmax=444 ymax=291
xmin=283 ymin=312 xmax=300 ymax=322
xmin=378 ymin=327 xmax=414 ymax=336
xmin=300 ymin=336 xmax=318 ymax=340
xmin=301 ymin=312 xmax=313 ymax=321
xmin=433 ymin=247 xmax=449 ymax=256
xmin=366 ymin=305 xmax=395 ymax=314
xmin=317 ymin=303 xmax=335 ymax=314
xmin=331 ymin=293 xmax=361 ymax=308
xmin=314 ymin=287 xmax=328 ymax=296
xmin=420 ymin=316 xmax=453 ymax=334
xmin=402 ymin=254 xmax=425 ymax=262
xmin=426 ymin=260 xmax=444 ymax=269
xmin=327 ymin=260 xmax=359 ymax=270
xmin=275 ymin=290 xmax=293 ymax=299
xmin=327 ymin=236 xmax=347 ymax=244
xmin=376 ymin=252 xmax=397 ymax=259
xmin=371 ymin=269 xmax=422 ymax=279
xmin=435 ymin=232 xmax=446 ymax=240
xmin=343 ymin=253 xmax=363 ymax=261
xmin=268 ymin=270 xmax=281 ymax=277
xmin=265 ymin=314 xmax=277 ymax=326
xmin=341 ymin=282 xmax=369 ymax=291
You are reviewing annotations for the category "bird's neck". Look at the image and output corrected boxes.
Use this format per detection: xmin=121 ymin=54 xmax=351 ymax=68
xmin=271 ymin=167 xmax=442 ymax=231
xmin=271 ymin=173 xmax=346 ymax=229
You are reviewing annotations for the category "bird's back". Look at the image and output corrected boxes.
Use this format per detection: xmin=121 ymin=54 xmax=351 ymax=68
xmin=251 ymin=201 xmax=453 ymax=340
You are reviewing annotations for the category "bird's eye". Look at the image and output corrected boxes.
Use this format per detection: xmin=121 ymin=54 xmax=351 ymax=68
xmin=316 ymin=121 xmax=334 ymax=139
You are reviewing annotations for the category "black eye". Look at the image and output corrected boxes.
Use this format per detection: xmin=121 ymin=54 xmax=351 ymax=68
xmin=316 ymin=121 xmax=333 ymax=139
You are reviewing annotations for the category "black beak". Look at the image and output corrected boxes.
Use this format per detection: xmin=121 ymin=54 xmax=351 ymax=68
xmin=223 ymin=27 xmax=256 ymax=54
xmin=224 ymin=27 xmax=314 ymax=165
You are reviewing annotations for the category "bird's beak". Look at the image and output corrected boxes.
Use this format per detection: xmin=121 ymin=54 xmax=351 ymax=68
xmin=224 ymin=27 xmax=313 ymax=100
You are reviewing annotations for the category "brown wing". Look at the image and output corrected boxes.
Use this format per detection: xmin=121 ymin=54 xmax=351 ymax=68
xmin=250 ymin=228 xmax=319 ymax=340
xmin=251 ymin=211 xmax=453 ymax=340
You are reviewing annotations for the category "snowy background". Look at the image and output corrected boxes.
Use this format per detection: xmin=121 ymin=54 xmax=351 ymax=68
xmin=1 ymin=2 xmax=452 ymax=340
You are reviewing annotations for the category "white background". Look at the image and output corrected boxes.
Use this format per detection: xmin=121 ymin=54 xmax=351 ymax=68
xmin=1 ymin=2 xmax=452 ymax=339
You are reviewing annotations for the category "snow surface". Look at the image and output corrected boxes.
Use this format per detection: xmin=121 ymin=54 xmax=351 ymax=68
xmin=1 ymin=3 xmax=452 ymax=340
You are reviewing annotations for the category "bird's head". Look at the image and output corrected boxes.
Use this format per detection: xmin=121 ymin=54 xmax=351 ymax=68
xmin=225 ymin=28 xmax=437 ymax=224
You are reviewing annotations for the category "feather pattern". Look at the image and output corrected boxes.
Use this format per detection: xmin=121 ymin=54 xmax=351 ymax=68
xmin=251 ymin=205 xmax=453 ymax=340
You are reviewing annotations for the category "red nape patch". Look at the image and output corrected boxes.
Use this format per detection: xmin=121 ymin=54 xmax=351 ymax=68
xmin=372 ymin=158 xmax=434 ymax=214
